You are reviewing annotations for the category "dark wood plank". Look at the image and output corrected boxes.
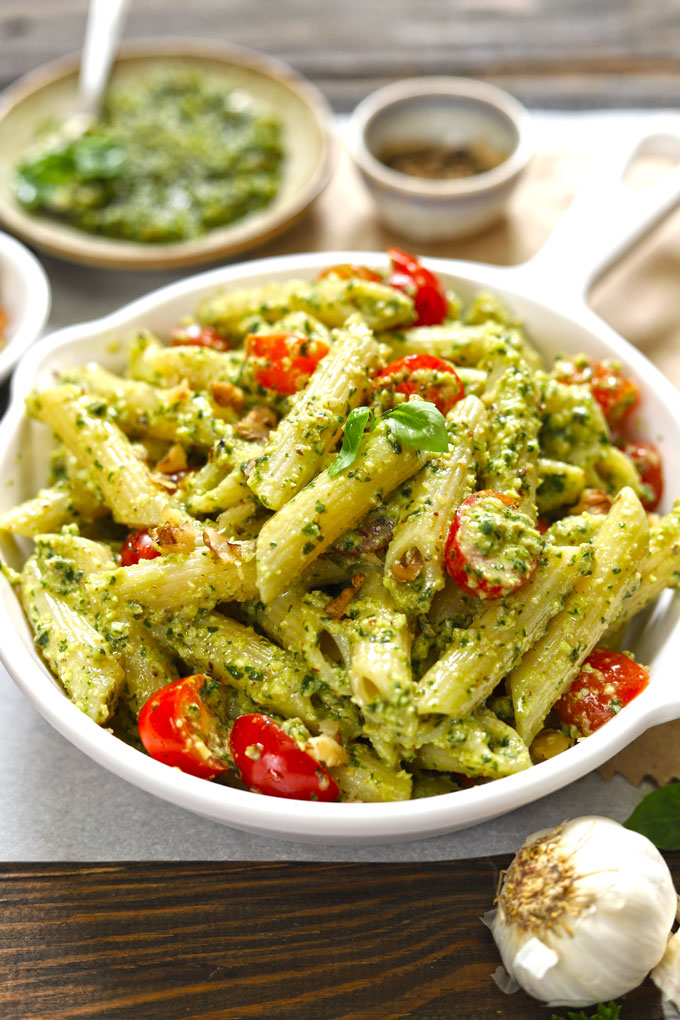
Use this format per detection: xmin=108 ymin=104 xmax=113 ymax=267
xmin=2 ymin=0 xmax=680 ymax=110
xmin=1 ymin=856 xmax=677 ymax=1019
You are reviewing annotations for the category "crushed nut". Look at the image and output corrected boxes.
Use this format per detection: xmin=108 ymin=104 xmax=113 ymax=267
xmin=390 ymin=547 xmax=424 ymax=582
xmin=305 ymin=733 xmax=349 ymax=768
xmin=325 ymin=573 xmax=366 ymax=619
xmin=155 ymin=444 xmax=188 ymax=476
xmin=568 ymin=488 xmax=612 ymax=516
xmin=211 ymin=380 xmax=245 ymax=409
xmin=233 ymin=405 xmax=278 ymax=441
xmin=152 ymin=520 xmax=197 ymax=555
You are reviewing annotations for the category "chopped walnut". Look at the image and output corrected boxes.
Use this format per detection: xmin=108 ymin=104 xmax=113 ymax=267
xmin=390 ymin=547 xmax=424 ymax=583
xmin=165 ymin=378 xmax=193 ymax=403
xmin=233 ymin=405 xmax=277 ymax=441
xmin=152 ymin=519 xmax=197 ymax=555
xmin=305 ymin=732 xmax=349 ymax=768
xmin=211 ymin=380 xmax=245 ymax=409
xmin=324 ymin=573 xmax=366 ymax=619
xmin=155 ymin=444 xmax=188 ymax=476
xmin=568 ymin=488 xmax=612 ymax=516
xmin=202 ymin=527 xmax=242 ymax=564
xmin=149 ymin=472 xmax=180 ymax=493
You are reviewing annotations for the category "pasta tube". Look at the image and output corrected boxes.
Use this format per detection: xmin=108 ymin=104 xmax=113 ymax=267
xmin=28 ymin=385 xmax=177 ymax=528
xmin=246 ymin=315 xmax=385 ymax=509
xmin=509 ymin=486 xmax=648 ymax=744
xmin=416 ymin=543 xmax=593 ymax=717
xmin=384 ymin=395 xmax=487 ymax=612
xmin=256 ymin=420 xmax=426 ymax=602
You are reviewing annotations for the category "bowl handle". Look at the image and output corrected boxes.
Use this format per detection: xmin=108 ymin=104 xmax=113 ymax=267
xmin=505 ymin=127 xmax=680 ymax=305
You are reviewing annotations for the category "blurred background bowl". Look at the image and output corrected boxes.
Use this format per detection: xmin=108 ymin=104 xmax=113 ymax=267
xmin=0 ymin=38 xmax=334 ymax=270
xmin=347 ymin=76 xmax=533 ymax=242
xmin=0 ymin=230 xmax=50 ymax=382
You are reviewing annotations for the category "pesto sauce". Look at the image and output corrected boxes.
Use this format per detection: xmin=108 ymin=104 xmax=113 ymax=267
xmin=14 ymin=68 xmax=284 ymax=243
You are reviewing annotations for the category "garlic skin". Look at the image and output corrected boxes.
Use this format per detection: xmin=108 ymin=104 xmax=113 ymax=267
xmin=491 ymin=815 xmax=676 ymax=1007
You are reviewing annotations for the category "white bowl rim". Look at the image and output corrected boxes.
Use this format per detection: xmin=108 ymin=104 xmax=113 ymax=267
xmin=0 ymin=229 xmax=50 ymax=382
xmin=2 ymin=247 xmax=679 ymax=845
xmin=347 ymin=76 xmax=534 ymax=198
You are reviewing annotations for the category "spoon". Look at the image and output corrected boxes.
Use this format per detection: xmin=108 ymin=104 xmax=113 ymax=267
xmin=60 ymin=0 xmax=131 ymax=141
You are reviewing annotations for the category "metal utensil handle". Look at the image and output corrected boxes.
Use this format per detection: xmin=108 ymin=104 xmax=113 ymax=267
xmin=78 ymin=0 xmax=131 ymax=120
xmin=509 ymin=128 xmax=680 ymax=304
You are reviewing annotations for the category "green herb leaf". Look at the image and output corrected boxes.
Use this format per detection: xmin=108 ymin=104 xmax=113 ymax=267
xmin=14 ymin=136 xmax=125 ymax=210
xmin=551 ymin=1003 xmax=621 ymax=1020
xmin=328 ymin=406 xmax=374 ymax=478
xmin=384 ymin=399 xmax=449 ymax=453
xmin=623 ymin=782 xmax=680 ymax=849
xmin=72 ymin=135 xmax=126 ymax=179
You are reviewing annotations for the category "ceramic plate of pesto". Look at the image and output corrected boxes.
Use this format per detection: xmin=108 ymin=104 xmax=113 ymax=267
xmin=1 ymin=134 xmax=680 ymax=845
xmin=0 ymin=39 xmax=333 ymax=270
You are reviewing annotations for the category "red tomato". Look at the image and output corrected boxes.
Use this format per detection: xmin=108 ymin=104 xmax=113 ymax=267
xmin=387 ymin=247 xmax=448 ymax=327
xmin=536 ymin=516 xmax=550 ymax=535
xmin=317 ymin=263 xmax=383 ymax=283
xmin=171 ymin=322 xmax=231 ymax=351
xmin=120 ymin=529 xmax=161 ymax=566
xmin=554 ymin=648 xmax=650 ymax=736
xmin=618 ymin=438 xmax=664 ymax=511
xmin=244 ymin=332 xmax=330 ymax=396
xmin=445 ymin=490 xmax=541 ymax=599
xmin=230 ymin=714 xmax=339 ymax=802
xmin=374 ymin=353 xmax=465 ymax=415
xmin=557 ymin=356 xmax=639 ymax=425
xmin=138 ymin=675 xmax=231 ymax=779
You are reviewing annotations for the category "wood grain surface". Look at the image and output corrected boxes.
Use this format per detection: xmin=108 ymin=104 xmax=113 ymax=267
xmin=2 ymin=0 xmax=680 ymax=111
xmin=1 ymin=857 xmax=678 ymax=1020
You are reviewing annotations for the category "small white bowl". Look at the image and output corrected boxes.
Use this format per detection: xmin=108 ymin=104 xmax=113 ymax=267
xmin=347 ymin=77 xmax=533 ymax=241
xmin=0 ymin=230 xmax=50 ymax=382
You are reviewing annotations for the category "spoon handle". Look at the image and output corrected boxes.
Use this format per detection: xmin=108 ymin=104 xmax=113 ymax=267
xmin=78 ymin=0 xmax=132 ymax=120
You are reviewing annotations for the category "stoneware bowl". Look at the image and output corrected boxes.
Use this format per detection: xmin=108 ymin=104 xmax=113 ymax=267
xmin=0 ymin=229 xmax=50 ymax=383
xmin=0 ymin=39 xmax=334 ymax=271
xmin=1 ymin=132 xmax=680 ymax=844
xmin=347 ymin=76 xmax=533 ymax=242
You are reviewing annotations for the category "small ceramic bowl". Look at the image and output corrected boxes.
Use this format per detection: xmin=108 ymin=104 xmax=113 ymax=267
xmin=0 ymin=229 xmax=50 ymax=383
xmin=347 ymin=77 xmax=533 ymax=241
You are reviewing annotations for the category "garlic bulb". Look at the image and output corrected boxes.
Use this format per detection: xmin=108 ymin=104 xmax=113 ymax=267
xmin=491 ymin=815 xmax=677 ymax=1007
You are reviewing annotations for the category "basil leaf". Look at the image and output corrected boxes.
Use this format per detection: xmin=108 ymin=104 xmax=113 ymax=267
xmin=623 ymin=783 xmax=680 ymax=850
xmin=328 ymin=406 xmax=374 ymax=478
xmin=551 ymin=1003 xmax=621 ymax=1020
xmin=384 ymin=399 xmax=448 ymax=453
xmin=73 ymin=135 xmax=126 ymax=180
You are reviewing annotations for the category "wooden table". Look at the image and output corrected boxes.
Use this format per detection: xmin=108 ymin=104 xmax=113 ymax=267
xmin=3 ymin=857 xmax=679 ymax=1019
xmin=2 ymin=2 xmax=680 ymax=1017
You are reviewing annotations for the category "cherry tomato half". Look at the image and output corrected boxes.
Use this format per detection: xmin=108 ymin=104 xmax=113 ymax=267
xmin=230 ymin=713 xmax=339 ymax=802
xmin=618 ymin=438 xmax=664 ymax=511
xmin=556 ymin=356 xmax=639 ymax=425
xmin=138 ymin=675 xmax=231 ymax=779
xmin=554 ymin=648 xmax=650 ymax=736
xmin=536 ymin=516 xmax=551 ymax=535
xmin=171 ymin=322 xmax=231 ymax=351
xmin=445 ymin=490 xmax=543 ymax=599
xmin=119 ymin=529 xmax=161 ymax=566
xmin=317 ymin=263 xmax=383 ymax=283
xmin=387 ymin=247 xmax=448 ymax=327
xmin=373 ymin=353 xmax=464 ymax=415
xmin=244 ymin=332 xmax=330 ymax=396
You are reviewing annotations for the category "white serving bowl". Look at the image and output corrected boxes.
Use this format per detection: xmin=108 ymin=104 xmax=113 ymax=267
xmin=0 ymin=229 xmax=50 ymax=382
xmin=347 ymin=77 xmax=533 ymax=241
xmin=2 ymin=207 xmax=680 ymax=842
